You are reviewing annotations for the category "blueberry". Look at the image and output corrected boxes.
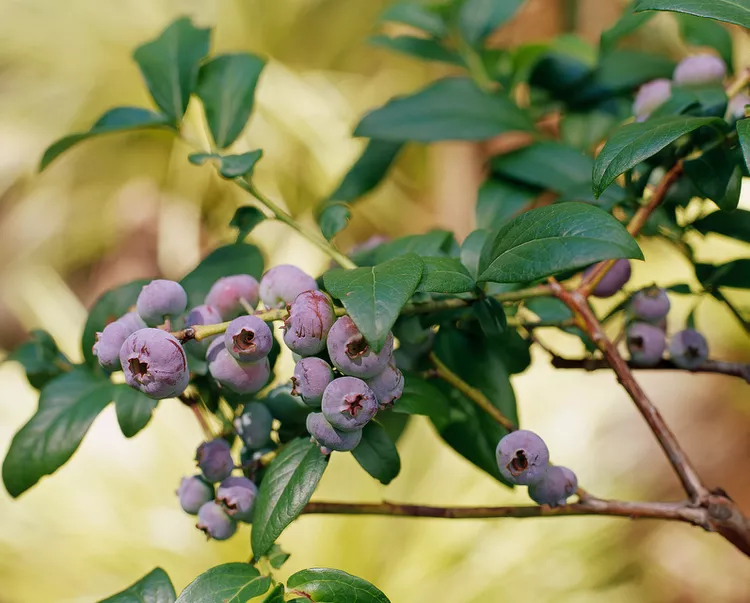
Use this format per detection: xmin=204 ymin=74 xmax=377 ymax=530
xmin=306 ymin=412 xmax=362 ymax=453
xmin=234 ymin=402 xmax=274 ymax=450
xmin=93 ymin=321 xmax=132 ymax=372
xmin=630 ymin=286 xmax=670 ymax=322
xmin=224 ymin=316 xmax=274 ymax=362
xmin=627 ymin=322 xmax=666 ymax=367
xmin=365 ymin=362 xmax=404 ymax=409
xmin=584 ymin=259 xmax=631 ymax=298
xmin=282 ymin=290 xmax=336 ymax=356
xmin=205 ymin=274 xmax=260 ymax=320
xmin=117 ymin=311 xmax=147 ymax=333
xmin=176 ymin=475 xmax=214 ymax=515
xmin=196 ymin=438 xmax=234 ymax=483
xmin=633 ymin=78 xmax=671 ymax=121
xmin=321 ymin=376 xmax=378 ymax=432
xmin=196 ymin=501 xmax=237 ymax=540
xmin=728 ymin=93 xmax=750 ymax=120
xmin=259 ymin=265 xmax=318 ymax=309
xmin=185 ymin=304 xmax=223 ymax=356
xmin=136 ymin=280 xmax=188 ymax=327
xmin=528 ymin=466 xmax=578 ymax=507
xmin=326 ymin=316 xmax=393 ymax=378
xmin=495 ymin=430 xmax=550 ymax=485
xmin=674 ymin=53 xmax=726 ymax=87
xmin=669 ymin=328 xmax=709 ymax=369
xmin=119 ymin=328 xmax=189 ymax=399
xmin=291 ymin=357 xmax=334 ymax=407
xmin=216 ymin=476 xmax=258 ymax=523
xmin=207 ymin=338 xmax=271 ymax=395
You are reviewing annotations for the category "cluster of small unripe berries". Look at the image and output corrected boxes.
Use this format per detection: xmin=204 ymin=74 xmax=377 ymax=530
xmin=495 ymin=430 xmax=578 ymax=506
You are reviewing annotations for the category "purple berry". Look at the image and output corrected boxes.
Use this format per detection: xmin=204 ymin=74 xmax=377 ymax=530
xmin=326 ymin=316 xmax=394 ymax=378
xmin=584 ymin=259 xmax=631 ymax=298
xmin=119 ymin=328 xmax=189 ymax=399
xmin=196 ymin=438 xmax=234 ymax=483
xmin=633 ymin=78 xmax=671 ymax=121
xmin=93 ymin=311 xmax=147 ymax=372
xmin=205 ymin=274 xmax=260 ymax=320
xmin=196 ymin=501 xmax=237 ymax=540
xmin=216 ymin=476 xmax=258 ymax=523
xmin=117 ymin=311 xmax=147 ymax=333
xmin=185 ymin=304 xmax=223 ymax=355
xmin=282 ymin=290 xmax=336 ymax=356
xmin=306 ymin=412 xmax=362 ymax=453
xmin=627 ymin=322 xmax=666 ymax=367
xmin=528 ymin=466 xmax=578 ymax=507
xmin=630 ymin=286 xmax=670 ymax=322
xmin=136 ymin=280 xmax=188 ymax=326
xmin=259 ymin=265 xmax=318 ymax=309
xmin=495 ymin=430 xmax=550 ymax=485
xmin=674 ymin=53 xmax=726 ymax=87
xmin=176 ymin=475 xmax=214 ymax=515
xmin=669 ymin=328 xmax=709 ymax=370
xmin=365 ymin=362 xmax=404 ymax=409
xmin=224 ymin=316 xmax=273 ymax=362
xmin=291 ymin=357 xmax=334 ymax=407
xmin=234 ymin=402 xmax=273 ymax=449
xmin=207 ymin=338 xmax=270 ymax=394
xmin=321 ymin=376 xmax=378 ymax=432
xmin=728 ymin=93 xmax=750 ymax=120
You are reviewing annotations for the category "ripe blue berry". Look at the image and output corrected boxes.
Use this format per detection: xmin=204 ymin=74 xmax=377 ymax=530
xmin=495 ymin=430 xmax=550 ymax=485
xmin=224 ymin=316 xmax=273 ymax=362
xmin=669 ymin=328 xmax=709 ymax=370
xmin=136 ymin=280 xmax=188 ymax=327
xmin=234 ymin=402 xmax=274 ymax=450
xmin=259 ymin=265 xmax=318 ymax=309
xmin=93 ymin=321 xmax=131 ymax=372
xmin=633 ymin=78 xmax=671 ymax=121
xmin=216 ymin=476 xmax=258 ymax=523
xmin=306 ymin=412 xmax=362 ymax=453
xmin=326 ymin=316 xmax=393 ymax=379
xmin=207 ymin=338 xmax=271 ymax=394
xmin=584 ymin=259 xmax=631 ymax=298
xmin=184 ymin=304 xmax=223 ymax=356
xmin=630 ymin=286 xmax=670 ymax=323
xmin=365 ymin=362 xmax=404 ymax=409
xmin=118 ymin=311 xmax=148 ymax=333
xmin=119 ymin=328 xmax=189 ymax=399
xmin=291 ymin=357 xmax=334 ymax=407
xmin=196 ymin=438 xmax=234 ymax=483
xmin=528 ymin=466 xmax=578 ymax=507
xmin=283 ymin=290 xmax=336 ymax=356
xmin=204 ymin=274 xmax=260 ymax=320
xmin=321 ymin=376 xmax=378 ymax=432
xmin=627 ymin=322 xmax=666 ymax=367
xmin=196 ymin=501 xmax=237 ymax=540
xmin=674 ymin=53 xmax=726 ymax=87
xmin=176 ymin=475 xmax=214 ymax=515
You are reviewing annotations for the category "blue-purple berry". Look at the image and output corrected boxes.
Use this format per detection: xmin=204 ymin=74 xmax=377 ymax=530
xmin=118 ymin=311 xmax=147 ymax=333
xmin=326 ymin=316 xmax=394 ymax=379
xmin=259 ymin=265 xmax=318 ymax=309
xmin=207 ymin=338 xmax=271 ymax=395
xmin=136 ymin=280 xmax=188 ymax=326
xmin=291 ymin=357 xmax=334 ymax=407
xmin=185 ymin=304 xmax=223 ymax=355
xmin=584 ymin=259 xmax=631 ymax=298
xmin=119 ymin=328 xmax=189 ymax=399
xmin=196 ymin=438 xmax=234 ymax=483
xmin=633 ymin=78 xmax=671 ymax=121
xmin=205 ymin=274 xmax=260 ymax=320
xmin=282 ymin=290 xmax=336 ymax=356
xmin=306 ymin=412 xmax=362 ymax=453
xmin=216 ymin=476 xmax=258 ymax=523
xmin=93 ymin=311 xmax=147 ymax=372
xmin=528 ymin=466 xmax=578 ymax=507
xmin=234 ymin=402 xmax=274 ymax=450
xmin=674 ymin=53 xmax=726 ymax=87
xmin=225 ymin=316 xmax=273 ymax=362
xmin=495 ymin=430 xmax=550 ymax=485
xmin=669 ymin=328 xmax=709 ymax=370
xmin=176 ymin=475 xmax=214 ymax=515
xmin=630 ymin=286 xmax=670 ymax=323
xmin=321 ymin=376 xmax=378 ymax=432
xmin=627 ymin=322 xmax=666 ymax=367
xmin=728 ymin=93 xmax=750 ymax=120
xmin=365 ymin=362 xmax=404 ymax=409
xmin=196 ymin=501 xmax=237 ymax=540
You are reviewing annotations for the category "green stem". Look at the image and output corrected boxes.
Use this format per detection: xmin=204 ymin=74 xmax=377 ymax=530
xmin=459 ymin=41 xmax=495 ymax=92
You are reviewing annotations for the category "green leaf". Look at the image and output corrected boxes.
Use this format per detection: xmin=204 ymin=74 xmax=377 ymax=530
xmin=287 ymin=568 xmax=390 ymax=603
xmin=677 ymin=13 xmax=733 ymax=68
xmin=188 ymin=150 xmax=264 ymax=179
xmin=478 ymin=203 xmax=642 ymax=283
xmin=473 ymin=296 xmax=507 ymax=338
xmin=112 ymin=384 xmax=157 ymax=438
xmin=361 ymin=230 xmax=455 ymax=265
xmin=684 ymin=146 xmax=740 ymax=211
xmin=458 ymin=0 xmax=524 ymax=46
xmin=416 ymin=257 xmax=475 ymax=293
xmin=369 ymin=35 xmax=462 ymax=65
xmin=99 ymin=568 xmax=175 ymax=603
xmin=460 ymin=229 xmax=492 ymax=280
xmin=229 ymin=206 xmax=266 ymax=242
xmin=351 ymin=421 xmax=401 ymax=485
xmin=251 ymin=438 xmax=329 ymax=558
xmin=196 ymin=53 xmax=266 ymax=148
xmin=600 ymin=5 xmax=654 ymax=54
xmin=7 ymin=330 xmax=70 ymax=390
xmin=737 ymin=118 xmax=750 ymax=171
xmin=328 ymin=139 xmax=404 ymax=202
xmin=262 ymin=584 xmax=286 ymax=603
xmin=133 ymin=17 xmax=211 ymax=121
xmin=595 ymin=50 xmax=675 ymax=92
xmin=40 ymin=107 xmax=174 ymax=171
xmin=696 ymin=259 xmax=750 ymax=289
xmin=2 ymin=367 xmax=112 ymax=497
xmin=323 ymin=254 xmax=424 ymax=352
xmin=181 ymin=243 xmax=264 ymax=308
xmin=635 ymin=0 xmax=750 ymax=29
xmin=393 ymin=375 xmax=451 ymax=425
xmin=592 ymin=116 xmax=723 ymax=196
xmin=266 ymin=544 xmax=291 ymax=570
xmin=318 ymin=203 xmax=351 ymax=240
xmin=379 ymin=2 xmax=447 ymax=37
xmin=176 ymin=563 xmax=271 ymax=603
xmin=476 ymin=181 xmax=535 ymax=232
xmin=692 ymin=209 xmax=750 ymax=243
xmin=354 ymin=77 xmax=533 ymax=142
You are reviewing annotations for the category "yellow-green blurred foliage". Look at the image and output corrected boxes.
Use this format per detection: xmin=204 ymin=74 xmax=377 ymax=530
xmin=1 ymin=1 xmax=750 ymax=602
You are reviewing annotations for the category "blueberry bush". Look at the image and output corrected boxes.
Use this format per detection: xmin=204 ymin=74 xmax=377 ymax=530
xmin=5 ymin=0 xmax=750 ymax=600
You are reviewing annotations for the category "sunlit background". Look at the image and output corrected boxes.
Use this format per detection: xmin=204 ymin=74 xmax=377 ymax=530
xmin=1 ymin=1 xmax=750 ymax=601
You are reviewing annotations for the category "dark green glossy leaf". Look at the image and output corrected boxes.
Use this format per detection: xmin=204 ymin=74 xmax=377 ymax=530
xmin=476 ymin=181 xmax=535 ymax=232
xmin=393 ymin=375 xmax=451 ymax=425
xmin=460 ymin=229 xmax=492 ymax=280
xmin=458 ymin=0 xmax=524 ymax=46
xmin=692 ymin=209 xmax=750 ymax=243
xmin=375 ymin=410 xmax=410 ymax=443
xmin=600 ymin=4 xmax=654 ymax=53
xmin=684 ymin=146 xmax=736 ymax=205
xmin=229 ymin=206 xmax=266 ymax=242
xmin=379 ymin=2 xmax=447 ymax=37
xmin=266 ymin=544 xmax=291 ymax=570
xmin=737 ymin=118 xmax=750 ymax=170
xmin=318 ymin=203 xmax=351 ymax=240
xmin=416 ymin=257 xmax=475 ymax=293
xmin=188 ymin=150 xmax=264 ymax=179
xmin=329 ymin=139 xmax=403 ymax=202
xmin=473 ymin=296 xmax=507 ymax=338
xmin=351 ymin=421 xmax=401 ymax=485
xmin=99 ymin=568 xmax=175 ymax=603
xmin=262 ymin=584 xmax=286 ymax=603
xmin=650 ymin=87 xmax=701 ymax=118
xmin=695 ymin=260 xmax=750 ymax=289
xmin=716 ymin=165 xmax=742 ymax=211
xmin=677 ymin=13 xmax=733 ymax=68
xmin=112 ymin=384 xmax=157 ymax=438
xmin=263 ymin=385 xmax=311 ymax=427
xmin=369 ymin=35 xmax=462 ymax=65
xmin=176 ymin=563 xmax=270 ymax=603
xmin=287 ymin=568 xmax=390 ymax=603
xmin=7 ymin=330 xmax=70 ymax=390
xmin=635 ymin=0 xmax=750 ymax=28
xmin=666 ymin=283 xmax=693 ymax=294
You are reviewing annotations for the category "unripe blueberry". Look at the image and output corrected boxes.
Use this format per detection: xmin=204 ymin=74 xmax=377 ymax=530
xmin=234 ymin=402 xmax=274 ymax=450
xmin=291 ymin=357 xmax=334 ymax=407
xmin=136 ymin=280 xmax=188 ymax=326
xmin=283 ymin=291 xmax=336 ymax=356
xmin=205 ymin=274 xmax=260 ymax=320
xmin=326 ymin=316 xmax=394 ymax=379
xmin=216 ymin=476 xmax=258 ymax=523
xmin=224 ymin=316 xmax=273 ymax=362
xmin=669 ymin=328 xmax=709 ymax=369
xmin=495 ymin=430 xmax=550 ymax=485
xmin=119 ymin=328 xmax=189 ymax=399
xmin=176 ymin=475 xmax=214 ymax=515
xmin=528 ymin=466 xmax=578 ymax=507
xmin=321 ymin=376 xmax=378 ymax=432
xmin=633 ymin=78 xmax=671 ymax=121
xmin=184 ymin=304 xmax=223 ymax=356
xmin=627 ymin=322 xmax=666 ymax=367
xmin=728 ymin=93 xmax=750 ymax=120
xmin=196 ymin=501 xmax=237 ymax=540
xmin=196 ymin=438 xmax=234 ymax=483
xmin=365 ymin=362 xmax=404 ymax=409
xmin=306 ymin=412 xmax=362 ymax=453
xmin=630 ymin=286 xmax=670 ymax=322
xmin=674 ymin=53 xmax=726 ymax=87
xmin=584 ymin=259 xmax=632 ymax=298
xmin=93 ymin=321 xmax=132 ymax=372
xmin=259 ymin=265 xmax=318 ymax=309
xmin=207 ymin=338 xmax=271 ymax=395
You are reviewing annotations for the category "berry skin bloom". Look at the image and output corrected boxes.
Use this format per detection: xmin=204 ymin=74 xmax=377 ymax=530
xmin=321 ymin=376 xmax=379 ymax=432
xmin=205 ymin=274 xmax=260 ymax=320
xmin=633 ymin=79 xmax=671 ymax=121
xmin=669 ymin=328 xmax=709 ymax=370
xmin=495 ymin=430 xmax=550 ymax=485
xmin=627 ymin=322 xmax=666 ymax=367
xmin=673 ymin=53 xmax=726 ymax=87
xmin=176 ymin=475 xmax=214 ymax=515
xmin=584 ymin=259 xmax=631 ymax=298
xmin=184 ymin=304 xmax=223 ymax=356
xmin=136 ymin=280 xmax=188 ymax=326
xmin=93 ymin=311 xmax=147 ymax=372
xmin=224 ymin=315 xmax=274 ymax=362
xmin=259 ymin=264 xmax=318 ymax=309
xmin=195 ymin=438 xmax=234 ymax=483
xmin=306 ymin=412 xmax=362 ymax=453
xmin=291 ymin=357 xmax=334 ymax=407
xmin=326 ymin=316 xmax=394 ymax=379
xmin=119 ymin=328 xmax=190 ymax=399
xmin=216 ymin=476 xmax=258 ymax=523
xmin=283 ymin=290 xmax=336 ymax=356
xmin=630 ymin=286 xmax=670 ymax=323
xmin=365 ymin=362 xmax=404 ymax=409
xmin=528 ymin=466 xmax=578 ymax=507
xmin=207 ymin=338 xmax=271 ymax=395
xmin=196 ymin=501 xmax=237 ymax=540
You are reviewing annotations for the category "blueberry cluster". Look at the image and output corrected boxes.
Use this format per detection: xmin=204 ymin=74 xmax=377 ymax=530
xmin=495 ymin=430 xmax=578 ymax=507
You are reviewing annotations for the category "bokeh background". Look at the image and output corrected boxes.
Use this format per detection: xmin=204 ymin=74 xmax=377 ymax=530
xmin=1 ymin=0 xmax=750 ymax=601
